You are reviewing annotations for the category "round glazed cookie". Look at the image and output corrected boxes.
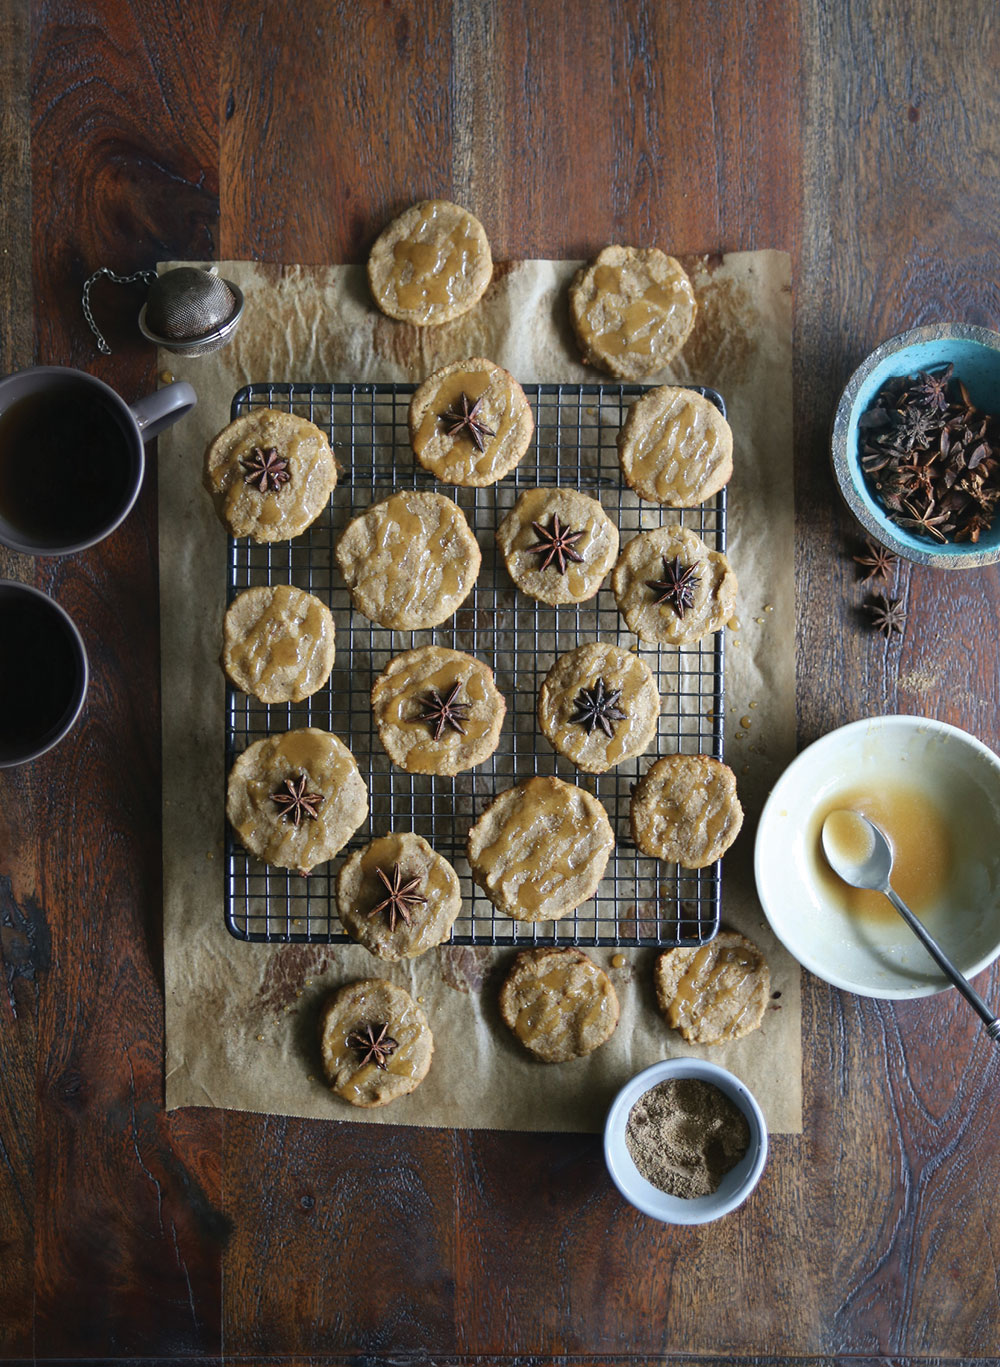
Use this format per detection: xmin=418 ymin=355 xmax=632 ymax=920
xmin=204 ymin=408 xmax=337 ymax=542
xmin=408 ymin=357 xmax=534 ymax=486
xmin=612 ymin=524 xmax=737 ymax=646
xmin=654 ymin=931 xmax=770 ymax=1044
xmin=222 ymin=584 xmax=335 ymax=704
xmin=466 ymin=775 xmax=615 ymax=923
xmin=319 ymin=978 xmax=433 ymax=1108
xmin=225 ymin=727 xmax=368 ymax=876
xmin=617 ymin=385 xmax=734 ymax=506
xmin=371 ymin=645 xmax=506 ymax=776
xmin=367 ymin=199 xmax=493 ymax=326
xmin=630 ymin=754 xmax=743 ymax=868
xmin=496 ymin=487 xmax=619 ymax=605
xmin=499 ymin=947 xmax=620 ymax=1063
xmin=569 ymin=245 xmax=697 ymax=380
xmin=335 ymin=490 xmax=481 ymax=630
xmin=337 ymin=832 xmax=462 ymax=961
xmin=537 ymin=641 xmax=660 ymax=774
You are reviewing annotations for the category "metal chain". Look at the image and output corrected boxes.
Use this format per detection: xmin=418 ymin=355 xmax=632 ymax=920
xmin=81 ymin=266 xmax=157 ymax=355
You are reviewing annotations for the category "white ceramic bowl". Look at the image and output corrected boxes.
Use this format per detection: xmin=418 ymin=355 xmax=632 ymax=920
xmin=603 ymin=1058 xmax=768 ymax=1224
xmin=754 ymin=715 xmax=1000 ymax=999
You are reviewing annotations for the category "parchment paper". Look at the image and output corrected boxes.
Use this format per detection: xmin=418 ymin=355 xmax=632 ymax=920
xmin=159 ymin=255 xmax=800 ymax=1132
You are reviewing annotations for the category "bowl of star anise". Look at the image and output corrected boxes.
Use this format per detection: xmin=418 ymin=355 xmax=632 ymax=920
xmin=832 ymin=323 xmax=1000 ymax=567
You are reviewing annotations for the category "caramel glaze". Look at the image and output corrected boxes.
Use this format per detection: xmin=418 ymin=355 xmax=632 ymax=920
xmin=225 ymin=585 xmax=332 ymax=700
xmin=389 ymin=203 xmax=482 ymax=313
xmin=468 ymin=775 xmax=615 ymax=921
xmin=666 ymin=942 xmax=760 ymax=1042
xmin=412 ymin=368 xmax=528 ymax=484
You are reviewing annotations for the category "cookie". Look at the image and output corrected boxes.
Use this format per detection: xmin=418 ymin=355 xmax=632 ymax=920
xmin=204 ymin=408 xmax=337 ymax=542
xmin=569 ymin=245 xmax=697 ymax=380
xmin=336 ymin=832 xmax=461 ymax=961
xmin=499 ymin=947 xmax=620 ymax=1062
xmin=654 ymin=931 xmax=770 ymax=1044
xmin=335 ymin=490 xmax=481 ymax=630
xmin=630 ymin=754 xmax=743 ymax=868
xmin=409 ymin=357 xmax=534 ymax=487
xmin=367 ymin=199 xmax=492 ymax=326
xmin=466 ymin=775 xmax=614 ymax=922
xmin=225 ymin=727 xmax=368 ymax=876
xmin=617 ymin=386 xmax=733 ymax=506
xmin=612 ymin=524 xmax=737 ymax=645
xmin=222 ymin=584 xmax=335 ymax=704
xmin=372 ymin=645 xmax=505 ymax=775
xmin=537 ymin=641 xmax=660 ymax=774
xmin=319 ymin=978 xmax=433 ymax=1107
xmin=496 ymin=487 xmax=619 ymax=605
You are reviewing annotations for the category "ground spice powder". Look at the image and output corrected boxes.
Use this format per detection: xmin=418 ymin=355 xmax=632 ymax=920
xmin=625 ymin=1077 xmax=751 ymax=1198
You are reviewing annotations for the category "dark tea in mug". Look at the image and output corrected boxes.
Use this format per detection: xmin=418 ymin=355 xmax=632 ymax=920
xmin=0 ymin=583 xmax=88 ymax=766
xmin=0 ymin=379 xmax=134 ymax=548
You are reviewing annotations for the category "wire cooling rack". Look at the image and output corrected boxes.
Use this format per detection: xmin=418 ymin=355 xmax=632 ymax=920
xmin=224 ymin=381 xmax=727 ymax=947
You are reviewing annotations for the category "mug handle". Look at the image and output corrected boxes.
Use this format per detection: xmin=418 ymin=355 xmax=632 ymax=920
xmin=129 ymin=380 xmax=198 ymax=442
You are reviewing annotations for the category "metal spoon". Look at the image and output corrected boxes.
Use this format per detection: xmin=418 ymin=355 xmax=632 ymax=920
xmin=821 ymin=810 xmax=1000 ymax=1040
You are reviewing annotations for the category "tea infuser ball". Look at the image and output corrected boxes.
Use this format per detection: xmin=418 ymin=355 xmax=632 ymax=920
xmin=139 ymin=266 xmax=245 ymax=357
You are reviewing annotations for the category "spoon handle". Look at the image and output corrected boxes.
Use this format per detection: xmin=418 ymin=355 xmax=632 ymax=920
xmin=885 ymin=888 xmax=1000 ymax=1041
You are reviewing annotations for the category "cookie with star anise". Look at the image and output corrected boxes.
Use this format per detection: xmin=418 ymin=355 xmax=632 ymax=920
xmin=371 ymin=645 xmax=506 ymax=775
xmin=319 ymin=979 xmax=434 ymax=1108
xmin=612 ymin=524 xmax=737 ymax=645
xmin=631 ymin=754 xmax=743 ymax=868
xmin=617 ymin=385 xmax=733 ymax=506
xmin=335 ymin=490 xmax=481 ymax=630
xmin=496 ymin=487 xmax=619 ymax=605
xmin=204 ymin=408 xmax=337 ymax=542
xmin=537 ymin=641 xmax=660 ymax=774
xmin=225 ymin=727 xmax=368 ymax=876
xmin=337 ymin=832 xmax=462 ymax=961
xmin=500 ymin=948 xmax=620 ymax=1062
xmin=367 ymin=199 xmax=492 ymax=326
xmin=408 ymin=357 xmax=534 ymax=486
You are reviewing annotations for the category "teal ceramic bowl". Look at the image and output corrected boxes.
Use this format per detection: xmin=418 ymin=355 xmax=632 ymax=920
xmin=831 ymin=323 xmax=1000 ymax=568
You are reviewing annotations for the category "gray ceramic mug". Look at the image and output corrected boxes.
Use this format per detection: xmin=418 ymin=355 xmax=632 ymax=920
xmin=0 ymin=365 xmax=197 ymax=555
xmin=0 ymin=580 xmax=89 ymax=766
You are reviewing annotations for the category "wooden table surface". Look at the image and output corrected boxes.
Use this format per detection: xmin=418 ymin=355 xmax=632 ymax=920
xmin=2 ymin=1 xmax=999 ymax=1362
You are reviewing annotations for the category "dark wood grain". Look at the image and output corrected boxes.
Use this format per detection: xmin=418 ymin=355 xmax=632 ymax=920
xmin=4 ymin=0 xmax=1000 ymax=1360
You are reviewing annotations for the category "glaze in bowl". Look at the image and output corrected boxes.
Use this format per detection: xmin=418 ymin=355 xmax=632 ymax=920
xmin=831 ymin=323 xmax=1000 ymax=568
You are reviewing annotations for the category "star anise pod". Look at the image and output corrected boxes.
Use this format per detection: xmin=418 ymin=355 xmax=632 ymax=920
xmin=346 ymin=1022 xmax=398 ymax=1070
xmin=369 ymin=862 xmax=427 ymax=931
xmin=915 ymin=365 xmax=953 ymax=412
xmin=646 ymin=555 xmax=700 ymax=618
xmin=525 ymin=514 xmax=586 ymax=574
xmin=852 ymin=540 xmax=898 ymax=583
xmin=440 ymin=393 xmax=496 ymax=452
xmin=896 ymin=497 xmax=953 ymax=542
xmin=270 ymin=772 xmax=324 ymax=826
xmin=570 ymin=678 xmax=627 ymax=738
xmin=867 ymin=594 xmax=907 ymax=640
xmin=416 ymin=681 xmax=470 ymax=740
xmin=241 ymin=445 xmax=291 ymax=493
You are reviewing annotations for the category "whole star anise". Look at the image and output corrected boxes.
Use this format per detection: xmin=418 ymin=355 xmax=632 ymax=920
xmin=525 ymin=514 xmax=585 ymax=574
xmin=417 ymin=682 xmax=470 ymax=740
xmin=369 ymin=862 xmax=427 ymax=931
xmin=570 ymin=678 xmax=627 ymax=738
xmin=241 ymin=445 xmax=291 ymax=493
xmin=346 ymin=1021 xmax=398 ymax=1070
xmin=270 ymin=772 xmax=324 ymax=826
xmin=852 ymin=539 xmax=898 ymax=583
xmin=646 ymin=556 xmax=700 ymax=618
xmin=440 ymin=393 xmax=496 ymax=452
xmin=867 ymin=594 xmax=907 ymax=640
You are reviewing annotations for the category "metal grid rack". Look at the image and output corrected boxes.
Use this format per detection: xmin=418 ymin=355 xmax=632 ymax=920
xmin=224 ymin=381 xmax=727 ymax=947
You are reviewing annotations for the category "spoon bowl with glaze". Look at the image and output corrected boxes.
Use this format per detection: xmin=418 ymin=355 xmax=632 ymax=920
xmin=821 ymin=810 xmax=1000 ymax=1040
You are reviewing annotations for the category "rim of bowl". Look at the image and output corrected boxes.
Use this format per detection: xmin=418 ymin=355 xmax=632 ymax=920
xmin=754 ymin=713 xmax=1000 ymax=998
xmin=831 ymin=322 xmax=1000 ymax=568
xmin=603 ymin=1058 xmax=768 ymax=1225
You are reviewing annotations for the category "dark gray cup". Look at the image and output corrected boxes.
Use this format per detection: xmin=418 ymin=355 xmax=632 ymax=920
xmin=0 ymin=580 xmax=89 ymax=766
xmin=0 ymin=366 xmax=196 ymax=556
